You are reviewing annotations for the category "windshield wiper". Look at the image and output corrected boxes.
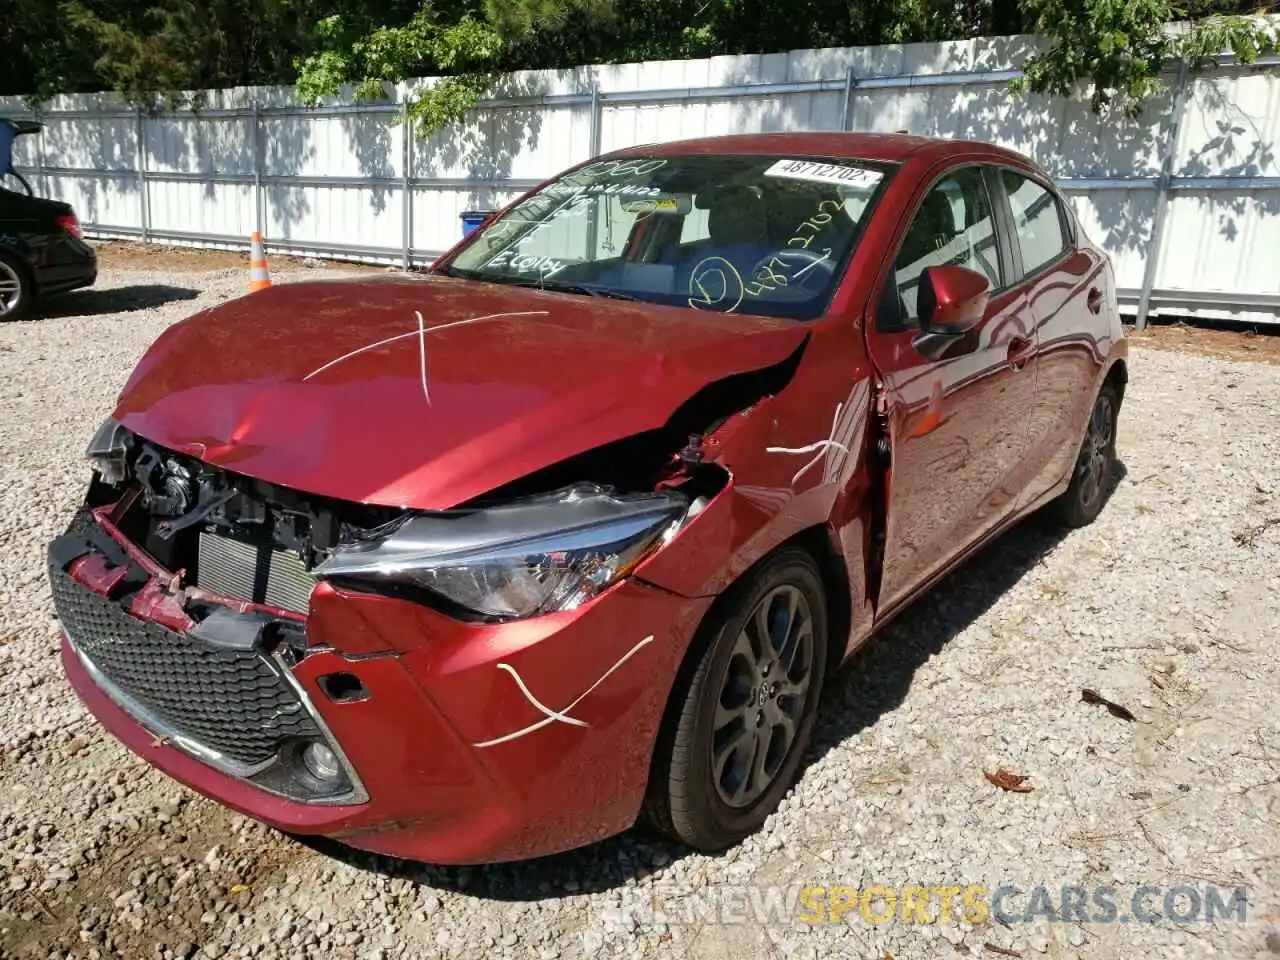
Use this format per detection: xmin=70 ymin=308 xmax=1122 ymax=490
xmin=434 ymin=267 xmax=639 ymax=301
xmin=479 ymin=274 xmax=639 ymax=301
xmin=432 ymin=264 xmax=477 ymax=280
xmin=538 ymin=280 xmax=638 ymax=301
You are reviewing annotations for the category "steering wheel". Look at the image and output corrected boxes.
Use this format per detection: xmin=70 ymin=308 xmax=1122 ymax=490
xmin=747 ymin=247 xmax=838 ymax=298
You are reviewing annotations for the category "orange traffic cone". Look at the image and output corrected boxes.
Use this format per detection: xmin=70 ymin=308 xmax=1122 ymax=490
xmin=248 ymin=231 xmax=271 ymax=292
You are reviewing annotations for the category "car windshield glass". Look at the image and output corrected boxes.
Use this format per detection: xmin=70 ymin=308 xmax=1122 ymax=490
xmin=446 ymin=153 xmax=894 ymax=320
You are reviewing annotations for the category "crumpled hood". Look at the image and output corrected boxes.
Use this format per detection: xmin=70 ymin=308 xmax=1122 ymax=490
xmin=115 ymin=275 xmax=806 ymax=509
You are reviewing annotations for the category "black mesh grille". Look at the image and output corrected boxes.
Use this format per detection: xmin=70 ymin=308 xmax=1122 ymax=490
xmin=50 ymin=562 xmax=320 ymax=768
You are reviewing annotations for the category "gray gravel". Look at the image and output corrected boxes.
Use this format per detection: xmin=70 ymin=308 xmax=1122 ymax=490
xmin=2 ymin=267 xmax=1279 ymax=960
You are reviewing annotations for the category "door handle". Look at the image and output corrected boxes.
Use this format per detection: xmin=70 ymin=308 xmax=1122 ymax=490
xmin=1087 ymin=287 xmax=1103 ymax=314
xmin=1007 ymin=336 xmax=1034 ymax=371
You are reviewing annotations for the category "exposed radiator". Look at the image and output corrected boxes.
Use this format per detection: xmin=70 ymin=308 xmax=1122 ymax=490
xmin=196 ymin=530 xmax=316 ymax=615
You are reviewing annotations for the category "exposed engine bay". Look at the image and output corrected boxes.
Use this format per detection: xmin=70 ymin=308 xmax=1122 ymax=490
xmin=87 ymin=435 xmax=405 ymax=616
xmin=82 ymin=422 xmax=725 ymax=622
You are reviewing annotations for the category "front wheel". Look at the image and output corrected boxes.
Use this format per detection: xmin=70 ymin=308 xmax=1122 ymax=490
xmin=1051 ymin=380 xmax=1120 ymax=528
xmin=644 ymin=547 xmax=828 ymax=851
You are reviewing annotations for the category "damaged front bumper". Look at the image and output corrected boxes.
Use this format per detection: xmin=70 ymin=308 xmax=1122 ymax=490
xmin=50 ymin=511 xmax=366 ymax=805
xmin=50 ymin=508 xmax=712 ymax=864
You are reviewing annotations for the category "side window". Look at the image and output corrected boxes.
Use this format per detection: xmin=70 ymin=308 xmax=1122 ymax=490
xmin=1001 ymin=170 xmax=1069 ymax=276
xmin=892 ymin=167 xmax=1001 ymax=325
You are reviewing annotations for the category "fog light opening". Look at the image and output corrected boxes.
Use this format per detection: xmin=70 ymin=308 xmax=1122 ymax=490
xmin=301 ymin=741 xmax=341 ymax=783
xmin=319 ymin=671 xmax=368 ymax=703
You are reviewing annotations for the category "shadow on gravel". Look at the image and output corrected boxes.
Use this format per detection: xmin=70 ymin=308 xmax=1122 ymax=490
xmin=808 ymin=457 xmax=1127 ymax=766
xmin=295 ymin=462 xmax=1127 ymax=901
xmin=35 ymin=284 xmax=200 ymax=318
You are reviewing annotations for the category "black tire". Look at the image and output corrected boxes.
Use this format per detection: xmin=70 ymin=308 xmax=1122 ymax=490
xmin=1050 ymin=379 xmax=1120 ymax=528
xmin=644 ymin=547 xmax=828 ymax=851
xmin=0 ymin=251 xmax=33 ymax=321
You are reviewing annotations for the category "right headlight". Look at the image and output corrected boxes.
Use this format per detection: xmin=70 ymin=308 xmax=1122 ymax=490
xmin=314 ymin=484 xmax=689 ymax=620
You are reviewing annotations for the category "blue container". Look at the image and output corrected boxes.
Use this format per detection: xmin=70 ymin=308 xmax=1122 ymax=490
xmin=461 ymin=210 xmax=493 ymax=237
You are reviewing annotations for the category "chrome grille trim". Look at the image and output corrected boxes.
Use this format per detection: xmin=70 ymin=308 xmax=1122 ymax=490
xmin=71 ymin=639 xmax=368 ymax=805
xmin=51 ymin=539 xmax=367 ymax=806
xmin=71 ymin=640 xmax=275 ymax=777
xmin=50 ymin=561 xmax=318 ymax=766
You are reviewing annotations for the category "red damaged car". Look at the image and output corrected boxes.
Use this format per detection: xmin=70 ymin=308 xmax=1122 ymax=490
xmin=49 ymin=133 xmax=1126 ymax=864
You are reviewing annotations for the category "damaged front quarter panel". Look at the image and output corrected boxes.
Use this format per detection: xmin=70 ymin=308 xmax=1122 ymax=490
xmin=306 ymin=340 xmax=818 ymax=624
xmin=632 ymin=321 xmax=875 ymax=603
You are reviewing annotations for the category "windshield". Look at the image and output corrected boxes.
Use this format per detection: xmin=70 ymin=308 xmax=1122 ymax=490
xmin=445 ymin=153 xmax=893 ymax=320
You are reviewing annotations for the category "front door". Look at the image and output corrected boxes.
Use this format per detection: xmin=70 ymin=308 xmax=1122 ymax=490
xmin=863 ymin=164 xmax=1038 ymax=614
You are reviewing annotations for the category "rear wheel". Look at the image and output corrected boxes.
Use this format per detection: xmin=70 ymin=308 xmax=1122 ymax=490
xmin=0 ymin=252 xmax=32 ymax=321
xmin=1051 ymin=380 xmax=1119 ymax=527
xmin=644 ymin=547 xmax=828 ymax=851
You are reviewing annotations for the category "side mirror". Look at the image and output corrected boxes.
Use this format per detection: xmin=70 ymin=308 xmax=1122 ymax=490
xmin=918 ymin=265 xmax=989 ymax=335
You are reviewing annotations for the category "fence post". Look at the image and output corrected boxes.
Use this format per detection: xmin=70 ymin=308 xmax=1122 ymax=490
xmin=135 ymin=106 xmax=150 ymax=242
xmin=251 ymin=103 xmax=264 ymax=237
xmin=841 ymin=66 xmax=856 ymax=131
xmin=401 ymin=97 xmax=413 ymax=270
xmin=589 ymin=84 xmax=603 ymax=158
xmin=1136 ymin=59 xmax=1190 ymax=331
xmin=583 ymin=84 xmax=603 ymax=259
xmin=35 ymin=107 xmax=48 ymax=197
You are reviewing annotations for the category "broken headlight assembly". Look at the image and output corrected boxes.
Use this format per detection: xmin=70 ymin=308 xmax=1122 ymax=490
xmin=85 ymin=416 xmax=131 ymax=485
xmin=315 ymin=484 xmax=689 ymax=620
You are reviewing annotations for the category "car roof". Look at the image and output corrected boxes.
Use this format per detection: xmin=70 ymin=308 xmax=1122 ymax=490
xmin=610 ymin=132 xmax=1034 ymax=169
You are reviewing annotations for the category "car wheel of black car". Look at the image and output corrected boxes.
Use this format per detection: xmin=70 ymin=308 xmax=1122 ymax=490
xmin=1052 ymin=379 xmax=1120 ymax=528
xmin=0 ymin=252 xmax=32 ymax=320
xmin=645 ymin=547 xmax=828 ymax=851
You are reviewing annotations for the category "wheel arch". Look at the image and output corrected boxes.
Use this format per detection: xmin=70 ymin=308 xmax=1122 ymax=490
xmin=790 ymin=524 xmax=853 ymax=688
xmin=0 ymin=244 xmax=36 ymax=314
xmin=1104 ymin=356 xmax=1128 ymax=407
xmin=661 ymin=522 xmax=850 ymax=709
xmin=639 ymin=522 xmax=851 ymax=838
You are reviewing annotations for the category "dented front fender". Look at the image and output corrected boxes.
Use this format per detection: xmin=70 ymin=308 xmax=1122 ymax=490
xmin=635 ymin=322 xmax=876 ymax=601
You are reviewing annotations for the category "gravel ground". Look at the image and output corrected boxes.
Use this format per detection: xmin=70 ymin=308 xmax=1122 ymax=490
xmin=2 ymin=267 xmax=1279 ymax=960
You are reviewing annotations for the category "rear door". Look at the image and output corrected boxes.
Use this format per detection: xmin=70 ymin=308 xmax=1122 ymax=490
xmin=992 ymin=168 xmax=1107 ymax=508
xmin=863 ymin=163 xmax=1038 ymax=614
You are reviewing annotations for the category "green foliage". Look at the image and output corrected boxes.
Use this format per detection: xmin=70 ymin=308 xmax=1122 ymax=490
xmin=1014 ymin=0 xmax=1278 ymax=115
xmin=1 ymin=0 xmax=1275 ymax=126
xmin=62 ymin=1 xmax=210 ymax=108
xmin=293 ymin=5 xmax=509 ymax=132
xmin=1179 ymin=11 xmax=1279 ymax=67
xmin=483 ymin=0 xmax=616 ymax=37
xmin=3 ymin=0 xmax=370 ymax=109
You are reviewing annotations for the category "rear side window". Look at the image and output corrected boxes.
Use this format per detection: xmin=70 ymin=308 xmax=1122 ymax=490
xmin=1001 ymin=171 xmax=1069 ymax=276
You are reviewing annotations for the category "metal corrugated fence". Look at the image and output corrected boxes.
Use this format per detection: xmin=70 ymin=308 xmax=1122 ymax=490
xmin=3 ymin=35 xmax=1278 ymax=329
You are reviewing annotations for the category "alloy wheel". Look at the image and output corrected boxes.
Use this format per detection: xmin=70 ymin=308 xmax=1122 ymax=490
xmin=1075 ymin=392 xmax=1114 ymax=509
xmin=712 ymin=584 xmax=815 ymax=808
xmin=0 ymin=260 xmax=21 ymax=317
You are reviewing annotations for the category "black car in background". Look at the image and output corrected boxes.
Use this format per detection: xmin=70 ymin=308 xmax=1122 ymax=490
xmin=1 ymin=118 xmax=97 ymax=319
